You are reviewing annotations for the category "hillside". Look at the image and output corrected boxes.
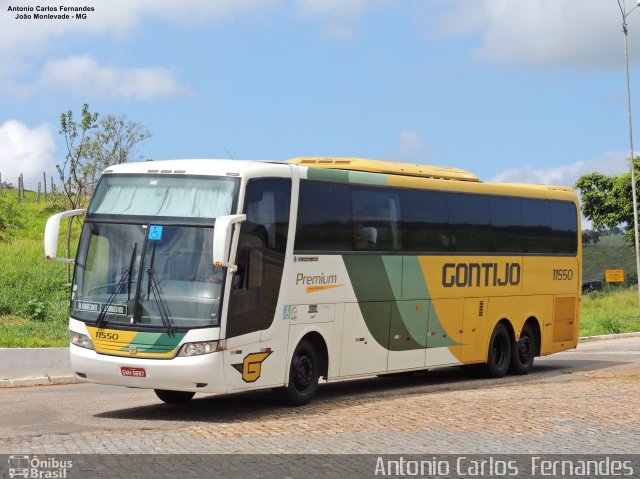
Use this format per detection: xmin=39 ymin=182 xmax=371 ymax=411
xmin=582 ymin=235 xmax=637 ymax=282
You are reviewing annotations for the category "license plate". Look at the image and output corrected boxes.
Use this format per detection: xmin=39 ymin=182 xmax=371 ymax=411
xmin=120 ymin=367 xmax=146 ymax=378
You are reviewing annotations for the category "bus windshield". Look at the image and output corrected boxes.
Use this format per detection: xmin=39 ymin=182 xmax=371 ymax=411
xmin=71 ymin=174 xmax=240 ymax=329
xmin=72 ymin=223 xmax=225 ymax=329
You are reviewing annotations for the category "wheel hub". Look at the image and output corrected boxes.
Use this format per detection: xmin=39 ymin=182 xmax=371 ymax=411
xmin=294 ymin=356 xmax=313 ymax=389
xmin=518 ymin=336 xmax=533 ymax=363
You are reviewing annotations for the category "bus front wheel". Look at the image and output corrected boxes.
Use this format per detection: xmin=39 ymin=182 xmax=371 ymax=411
xmin=481 ymin=323 xmax=511 ymax=378
xmin=274 ymin=340 xmax=319 ymax=406
xmin=154 ymin=389 xmax=195 ymax=404
xmin=509 ymin=323 xmax=536 ymax=375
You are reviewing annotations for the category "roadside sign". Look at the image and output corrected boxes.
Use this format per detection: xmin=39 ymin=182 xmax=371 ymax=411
xmin=605 ymin=269 xmax=624 ymax=282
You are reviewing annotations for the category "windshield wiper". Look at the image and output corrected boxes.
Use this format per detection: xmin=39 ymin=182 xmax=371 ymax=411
xmin=127 ymin=242 xmax=137 ymax=300
xmin=96 ymin=243 xmax=137 ymax=327
xmin=146 ymin=244 xmax=176 ymax=335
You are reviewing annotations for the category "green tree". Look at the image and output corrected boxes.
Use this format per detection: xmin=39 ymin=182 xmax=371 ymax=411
xmin=58 ymin=105 xmax=153 ymax=207
xmin=575 ymin=159 xmax=639 ymax=248
xmin=85 ymin=114 xmax=152 ymax=192
xmin=56 ymin=104 xmax=152 ymax=282
xmin=57 ymin=103 xmax=98 ymax=209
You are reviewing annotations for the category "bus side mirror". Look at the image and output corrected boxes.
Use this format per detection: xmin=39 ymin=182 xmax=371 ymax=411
xmin=44 ymin=209 xmax=86 ymax=263
xmin=213 ymin=214 xmax=246 ymax=272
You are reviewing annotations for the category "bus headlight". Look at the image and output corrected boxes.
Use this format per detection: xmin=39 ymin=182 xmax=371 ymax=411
xmin=178 ymin=341 xmax=218 ymax=357
xmin=70 ymin=331 xmax=95 ymax=350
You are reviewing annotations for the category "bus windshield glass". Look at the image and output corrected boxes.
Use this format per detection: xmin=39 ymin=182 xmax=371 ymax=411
xmin=72 ymin=174 xmax=240 ymax=329
xmin=72 ymin=223 xmax=225 ymax=329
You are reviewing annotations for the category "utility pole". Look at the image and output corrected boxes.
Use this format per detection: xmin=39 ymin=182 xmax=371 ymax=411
xmin=618 ymin=0 xmax=640 ymax=304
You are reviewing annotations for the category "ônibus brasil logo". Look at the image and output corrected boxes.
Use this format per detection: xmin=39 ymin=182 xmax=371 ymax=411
xmin=8 ymin=455 xmax=73 ymax=478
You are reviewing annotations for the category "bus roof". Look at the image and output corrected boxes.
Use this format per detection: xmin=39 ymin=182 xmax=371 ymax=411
xmin=102 ymin=158 xmax=576 ymax=202
xmin=288 ymin=157 xmax=480 ymax=182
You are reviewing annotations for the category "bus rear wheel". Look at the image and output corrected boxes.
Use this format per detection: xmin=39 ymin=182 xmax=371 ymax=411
xmin=481 ymin=323 xmax=511 ymax=378
xmin=154 ymin=389 xmax=195 ymax=404
xmin=509 ymin=323 xmax=536 ymax=375
xmin=274 ymin=340 xmax=319 ymax=406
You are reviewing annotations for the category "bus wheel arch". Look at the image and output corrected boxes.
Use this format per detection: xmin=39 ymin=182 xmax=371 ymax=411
xmin=299 ymin=331 xmax=329 ymax=380
xmin=510 ymin=317 xmax=540 ymax=375
xmin=274 ymin=331 xmax=328 ymax=406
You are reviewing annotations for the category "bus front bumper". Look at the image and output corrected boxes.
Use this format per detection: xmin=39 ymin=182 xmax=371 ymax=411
xmin=70 ymin=344 xmax=227 ymax=393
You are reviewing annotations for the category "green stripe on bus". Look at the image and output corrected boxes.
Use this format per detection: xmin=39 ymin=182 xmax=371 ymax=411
xmin=343 ymin=255 xmax=457 ymax=351
xmin=307 ymin=168 xmax=350 ymax=182
xmin=118 ymin=331 xmax=185 ymax=353
xmin=306 ymin=167 xmax=389 ymax=186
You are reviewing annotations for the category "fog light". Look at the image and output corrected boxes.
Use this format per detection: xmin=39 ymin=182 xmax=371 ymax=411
xmin=69 ymin=331 xmax=95 ymax=350
xmin=178 ymin=341 xmax=218 ymax=357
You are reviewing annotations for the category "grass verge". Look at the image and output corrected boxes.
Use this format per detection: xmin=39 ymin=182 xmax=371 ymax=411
xmin=580 ymin=287 xmax=640 ymax=336
xmin=0 ymin=190 xmax=79 ymax=347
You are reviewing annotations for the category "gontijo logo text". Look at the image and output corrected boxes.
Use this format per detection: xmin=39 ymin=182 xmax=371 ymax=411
xmin=442 ymin=262 xmax=521 ymax=288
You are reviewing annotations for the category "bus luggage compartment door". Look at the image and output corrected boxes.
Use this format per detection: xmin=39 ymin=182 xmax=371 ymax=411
xmin=339 ymin=302 xmax=390 ymax=377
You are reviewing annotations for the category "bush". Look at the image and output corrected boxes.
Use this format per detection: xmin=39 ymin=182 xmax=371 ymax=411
xmin=26 ymin=299 xmax=46 ymax=321
xmin=596 ymin=314 xmax=624 ymax=334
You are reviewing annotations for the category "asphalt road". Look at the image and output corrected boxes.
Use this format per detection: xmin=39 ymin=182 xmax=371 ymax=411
xmin=1 ymin=336 xmax=639 ymax=455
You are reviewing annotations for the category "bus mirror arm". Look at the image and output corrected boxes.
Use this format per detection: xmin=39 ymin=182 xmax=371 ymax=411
xmin=44 ymin=209 xmax=87 ymax=263
xmin=213 ymin=214 xmax=246 ymax=272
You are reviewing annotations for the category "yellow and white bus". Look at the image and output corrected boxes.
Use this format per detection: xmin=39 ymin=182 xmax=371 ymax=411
xmin=44 ymin=157 xmax=581 ymax=405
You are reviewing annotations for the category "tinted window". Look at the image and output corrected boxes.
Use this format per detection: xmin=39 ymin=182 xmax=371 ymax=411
xmin=401 ymin=190 xmax=450 ymax=252
xmin=490 ymin=196 xmax=522 ymax=253
xmin=521 ymin=199 xmax=552 ymax=253
xmin=352 ymin=188 xmax=401 ymax=251
xmin=295 ymin=180 xmax=577 ymax=256
xmin=448 ymin=194 xmax=491 ymax=253
xmin=243 ymin=178 xmax=291 ymax=253
xmin=550 ymin=201 xmax=578 ymax=254
xmin=295 ymin=181 xmax=352 ymax=251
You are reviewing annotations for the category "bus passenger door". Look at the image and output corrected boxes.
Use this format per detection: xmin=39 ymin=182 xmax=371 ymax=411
xmin=223 ymin=178 xmax=291 ymax=391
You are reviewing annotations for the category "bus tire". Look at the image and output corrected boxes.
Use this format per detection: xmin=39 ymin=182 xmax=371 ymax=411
xmin=274 ymin=340 xmax=319 ymax=406
xmin=509 ymin=323 xmax=536 ymax=375
xmin=154 ymin=389 xmax=195 ymax=404
xmin=481 ymin=323 xmax=511 ymax=378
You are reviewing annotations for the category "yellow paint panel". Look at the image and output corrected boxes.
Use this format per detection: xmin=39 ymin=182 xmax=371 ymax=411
xmin=522 ymin=257 xmax=579 ymax=294
xmin=289 ymin=157 xmax=479 ymax=181
xmin=461 ymin=297 xmax=488 ymax=363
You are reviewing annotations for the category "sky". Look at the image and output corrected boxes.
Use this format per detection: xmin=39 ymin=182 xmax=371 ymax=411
xmin=1 ymin=0 xmax=639 ymax=195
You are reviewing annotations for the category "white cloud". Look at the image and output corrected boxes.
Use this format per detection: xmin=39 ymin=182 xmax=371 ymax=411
xmin=433 ymin=0 xmax=632 ymax=68
xmin=0 ymin=0 xmax=276 ymax=95
xmin=490 ymin=151 xmax=630 ymax=187
xmin=295 ymin=0 xmax=393 ymax=41
xmin=296 ymin=0 xmax=368 ymax=18
xmin=394 ymin=129 xmax=434 ymax=163
xmin=0 ymin=120 xmax=56 ymax=187
xmin=38 ymin=55 xmax=188 ymax=101
xmin=398 ymin=130 xmax=423 ymax=158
